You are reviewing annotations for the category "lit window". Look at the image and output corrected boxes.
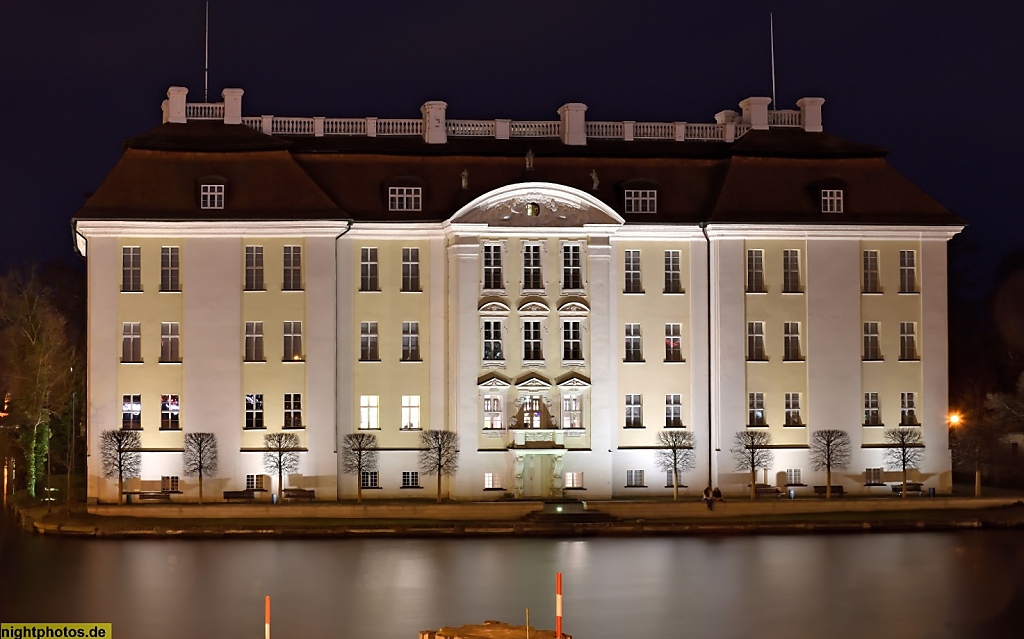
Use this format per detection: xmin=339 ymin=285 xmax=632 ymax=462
xmin=161 ymin=246 xmax=180 ymax=292
xmin=665 ymin=324 xmax=682 ymax=362
xmin=122 ymin=322 xmax=142 ymax=363
xmin=244 ymin=394 xmax=264 ymax=429
xmin=402 ymin=471 xmax=420 ymax=488
xmin=625 ymin=324 xmax=643 ymax=362
xmin=863 ymin=322 xmax=881 ymax=360
xmin=624 ymin=250 xmax=642 ymax=293
xmin=245 ymin=246 xmax=264 ymax=291
xmin=784 ymin=393 xmax=802 ymax=426
xmin=782 ymin=249 xmax=800 ymax=293
xmin=201 ymin=184 xmax=225 ymax=209
xmin=483 ymin=243 xmax=504 ymax=291
xmin=484 ymin=472 xmax=502 ymax=489
xmin=283 ymin=321 xmax=303 ymax=361
xmin=360 ymin=248 xmax=379 ymax=292
xmin=360 ymin=322 xmax=379 ymax=361
xmin=901 ymin=392 xmax=919 ymax=425
xmin=161 ymin=322 xmax=180 ymax=363
xmin=863 ymin=251 xmax=880 ymax=293
xmin=665 ymin=394 xmax=683 ymax=428
xmin=626 ymin=470 xmax=645 ymax=487
xmin=402 ymin=248 xmax=421 ymax=292
xmin=900 ymin=322 xmax=918 ymax=360
xmin=246 ymin=474 xmax=266 ymax=491
xmin=160 ymin=394 xmax=180 ymax=430
xmin=521 ymin=396 xmax=543 ymax=429
xmin=664 ymin=250 xmax=682 ymax=294
xmin=522 ymin=243 xmax=543 ymax=291
xmin=562 ymin=242 xmax=583 ymax=292
xmin=783 ymin=322 xmax=801 ymax=361
xmin=748 ymin=392 xmax=766 ymax=426
xmin=360 ymin=470 xmax=379 ymax=488
xmin=283 ymin=246 xmax=302 ymax=291
xmin=401 ymin=395 xmax=421 ymax=430
xmin=746 ymin=249 xmax=764 ymax=293
xmin=483 ymin=395 xmax=504 ymax=430
xmin=161 ymin=476 xmax=179 ymax=492
xmin=865 ymin=467 xmax=883 ymax=485
xmin=122 ymin=246 xmax=141 ymax=292
xmin=786 ymin=469 xmax=802 ymax=485
xmin=747 ymin=322 xmax=766 ymax=361
xmin=864 ymin=392 xmax=881 ymax=425
xmin=562 ymin=395 xmax=583 ymax=429
xmin=624 ymin=189 xmax=657 ymax=214
xmin=625 ymin=394 xmax=643 ymax=428
xmin=562 ymin=320 xmax=582 ymax=363
xmin=900 ymin=250 xmax=917 ymax=293
xmin=483 ymin=320 xmax=504 ymax=362
xmin=388 ymin=186 xmax=422 ymax=212
xmin=245 ymin=321 xmax=264 ymax=362
xmin=523 ymin=321 xmax=543 ymax=362
xmin=564 ymin=472 xmax=584 ymax=489
xmin=821 ymin=189 xmax=843 ymax=213
xmin=359 ymin=395 xmax=379 ymax=430
xmin=122 ymin=394 xmax=142 ymax=430
xmin=402 ymin=322 xmax=420 ymax=361
xmin=284 ymin=393 xmax=302 ymax=429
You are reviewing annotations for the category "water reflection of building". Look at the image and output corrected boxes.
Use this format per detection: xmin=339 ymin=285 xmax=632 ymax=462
xmin=73 ymin=87 xmax=963 ymax=503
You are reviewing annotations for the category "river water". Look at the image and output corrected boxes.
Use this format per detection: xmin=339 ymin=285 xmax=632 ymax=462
xmin=2 ymin=517 xmax=1024 ymax=639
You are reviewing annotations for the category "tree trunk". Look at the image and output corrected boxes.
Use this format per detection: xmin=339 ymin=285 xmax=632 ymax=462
xmin=198 ymin=473 xmax=204 ymax=504
xmin=118 ymin=473 xmax=124 ymax=505
xmin=826 ymin=466 xmax=832 ymax=500
xmin=672 ymin=469 xmax=679 ymax=501
xmin=278 ymin=467 xmax=284 ymax=504
xmin=974 ymin=466 xmax=982 ymax=498
xmin=901 ymin=468 xmax=908 ymax=499
xmin=436 ymin=472 xmax=442 ymax=504
xmin=750 ymin=469 xmax=757 ymax=500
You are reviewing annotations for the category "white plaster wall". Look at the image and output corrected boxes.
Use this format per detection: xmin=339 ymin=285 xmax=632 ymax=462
xmin=335 ymin=239 xmax=354 ymax=498
xmin=709 ymin=237 xmax=746 ymax=490
xmin=450 ymin=240 xmax=482 ymax=498
xmin=586 ymin=238 xmax=614 ymax=498
xmin=86 ymin=237 xmax=120 ymax=504
xmin=305 ymin=236 xmax=338 ymax=496
xmin=920 ymin=238 xmax=951 ymax=489
xmin=688 ymin=238 xmax=712 ymax=488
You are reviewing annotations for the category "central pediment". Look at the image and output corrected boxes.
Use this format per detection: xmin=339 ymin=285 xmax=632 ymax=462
xmin=449 ymin=182 xmax=624 ymax=227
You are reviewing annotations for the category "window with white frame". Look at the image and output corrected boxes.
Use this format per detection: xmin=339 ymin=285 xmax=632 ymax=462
xmin=748 ymin=392 xmax=766 ymax=426
xmin=562 ymin=320 xmax=583 ymax=362
xmin=523 ymin=321 xmax=543 ymax=362
xmin=245 ymin=394 xmax=264 ymax=429
xmin=864 ymin=392 xmax=881 ymax=425
xmin=246 ymin=474 xmax=266 ymax=491
xmin=865 ymin=467 xmax=883 ymax=485
xmin=360 ymin=322 xmax=379 ymax=361
xmin=483 ymin=243 xmax=504 ymax=291
xmin=821 ymin=189 xmax=843 ymax=213
xmin=863 ymin=322 xmax=881 ymax=360
xmin=401 ymin=471 xmax=420 ymax=488
xmin=360 ymin=395 xmax=379 ymax=430
xmin=484 ymin=472 xmax=502 ymax=489
xmin=160 ymin=394 xmax=180 ymax=430
xmin=782 ymin=249 xmax=800 ymax=293
xmin=786 ymin=468 xmax=803 ymax=485
xmin=161 ymin=246 xmax=180 ymax=292
xmin=564 ymin=472 xmax=584 ymax=489
xmin=482 ymin=320 xmax=504 ymax=362
xmin=746 ymin=249 xmax=765 ymax=293
xmin=245 ymin=245 xmax=264 ymax=291
xmin=783 ymin=322 xmax=801 ymax=361
xmin=625 ymin=324 xmax=643 ymax=362
xmin=784 ymin=392 xmax=802 ymax=426
xmin=200 ymin=184 xmax=225 ymax=209
xmin=283 ymin=246 xmax=302 ymax=291
xmin=402 ymin=248 xmax=420 ymax=292
xmin=901 ymin=392 xmax=919 ymax=425
xmin=863 ymin=250 xmax=880 ymax=293
xmin=665 ymin=394 xmax=683 ymax=428
xmin=562 ymin=242 xmax=583 ymax=292
xmin=122 ymin=246 xmax=141 ymax=292
xmin=624 ymin=250 xmax=642 ymax=293
xmin=664 ymin=250 xmax=682 ymax=293
xmin=245 ymin=321 xmax=265 ymax=362
xmin=522 ymin=243 xmax=543 ymax=291
xmin=520 ymin=396 xmax=543 ymax=429
xmin=122 ymin=394 xmax=142 ymax=430
xmin=360 ymin=470 xmax=379 ymax=488
xmin=401 ymin=322 xmax=420 ymax=361
xmin=401 ymin=395 xmax=421 ymax=430
xmin=562 ymin=395 xmax=583 ymax=429
xmin=122 ymin=322 xmax=142 ymax=363
xmin=900 ymin=250 xmax=917 ymax=293
xmin=624 ymin=189 xmax=657 ymax=214
xmin=900 ymin=322 xmax=918 ymax=360
xmin=483 ymin=395 xmax=504 ymax=430
xmin=161 ymin=322 xmax=180 ymax=363
xmin=360 ymin=248 xmax=379 ymax=292
xmin=665 ymin=471 xmax=683 ymax=487
xmin=626 ymin=470 xmax=645 ymax=487
xmin=284 ymin=393 xmax=302 ymax=429
xmin=161 ymin=476 xmax=179 ymax=492
xmin=665 ymin=323 xmax=682 ymax=362
xmin=625 ymin=394 xmax=643 ymax=428
xmin=747 ymin=322 xmax=766 ymax=361
xmin=388 ymin=186 xmax=422 ymax=211
xmin=283 ymin=321 xmax=303 ymax=361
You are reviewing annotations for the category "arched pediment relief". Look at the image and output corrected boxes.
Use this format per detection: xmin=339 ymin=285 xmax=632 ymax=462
xmin=514 ymin=372 xmax=552 ymax=390
xmin=556 ymin=372 xmax=591 ymax=388
xmin=557 ymin=301 xmax=590 ymax=316
xmin=518 ymin=301 xmax=551 ymax=316
xmin=449 ymin=182 xmax=625 ymax=228
xmin=478 ymin=373 xmax=512 ymax=388
xmin=479 ymin=301 xmax=512 ymax=315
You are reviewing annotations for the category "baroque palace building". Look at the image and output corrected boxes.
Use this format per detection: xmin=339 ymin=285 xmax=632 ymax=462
xmin=74 ymin=87 xmax=963 ymax=503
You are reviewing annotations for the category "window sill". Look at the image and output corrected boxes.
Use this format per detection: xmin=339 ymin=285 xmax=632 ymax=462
xmin=243 ymin=288 xmax=266 ymax=293
xmin=120 ymin=289 xmax=144 ymax=294
xmin=158 ymin=360 xmax=182 ymax=365
xmin=522 ymin=360 xmax=545 ymax=367
xmin=662 ymin=290 xmax=685 ymax=295
xmin=282 ymin=426 xmax=305 ymax=430
xmin=783 ymin=424 xmax=806 ymax=428
xmin=282 ymin=358 xmax=305 ymax=363
xmin=121 ymin=426 xmax=143 ymax=431
xmin=664 ymin=358 xmax=686 ymax=364
xmin=624 ymin=485 xmax=648 ymax=489
xmin=864 ymin=483 xmax=887 ymax=487
xmin=785 ymin=483 xmax=808 ymax=487
xmin=281 ymin=288 xmax=304 ymax=293
xmin=482 ymin=428 xmax=506 ymax=432
xmin=360 ymin=486 xmax=383 ymax=490
xmin=782 ymin=358 xmax=805 ymax=363
xmin=244 ymin=360 xmax=267 ymax=364
xmin=359 ymin=289 xmax=382 ymax=293
xmin=483 ymin=487 xmax=506 ymax=491
xmin=561 ymin=289 xmax=587 ymax=296
xmin=400 ymin=486 xmax=424 ymax=490
xmin=159 ymin=427 xmax=182 ymax=431
xmin=746 ymin=424 xmax=770 ymax=429
xmin=862 ymin=358 xmax=885 ymax=363
xmin=400 ymin=428 xmax=423 ymax=432
xmin=862 ymin=423 xmax=885 ymax=428
xmin=562 ymin=360 xmax=585 ymax=367
xmin=898 ymin=358 xmax=920 ymax=363
xmin=745 ymin=290 xmax=767 ymax=295
xmin=159 ymin=289 xmax=182 ymax=294
xmin=400 ymin=359 xmax=423 ymax=364
xmin=781 ymin=291 xmax=804 ymax=295
xmin=622 ymin=290 xmax=645 ymax=295
xmin=243 ymin=426 xmax=267 ymax=431
xmin=623 ymin=425 xmax=645 ymax=430
xmin=623 ymin=359 xmax=645 ymax=364
xmin=120 ymin=360 xmax=144 ymax=365
xmin=861 ymin=291 xmax=883 ymax=295
xmin=563 ymin=487 xmax=586 ymax=491
xmin=663 ymin=484 xmax=689 ymax=489
xmin=482 ymin=360 xmax=506 ymax=368
xmin=522 ymin=289 xmax=546 ymax=296
xmin=898 ymin=291 xmax=919 ymax=295
xmin=899 ymin=423 xmax=922 ymax=428
xmin=359 ymin=359 xmax=382 ymax=363
xmin=746 ymin=358 xmax=769 ymax=363
xmin=482 ymin=289 xmax=507 ymax=297
xmin=400 ymin=289 xmax=423 ymax=294
xmin=358 ymin=427 xmax=382 ymax=431
xmin=664 ymin=424 xmax=687 ymax=429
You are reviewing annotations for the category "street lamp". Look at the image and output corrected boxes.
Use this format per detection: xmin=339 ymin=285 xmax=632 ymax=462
xmin=949 ymin=412 xmax=981 ymax=498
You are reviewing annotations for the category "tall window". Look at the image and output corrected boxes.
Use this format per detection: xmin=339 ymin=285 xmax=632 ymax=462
xmin=160 ymin=322 xmax=180 ymax=362
xmin=523 ymin=321 xmax=543 ymax=361
xmin=522 ymin=396 xmax=542 ymax=428
xmin=821 ymin=189 xmax=843 ymax=213
xmin=284 ymin=393 xmax=302 ymax=428
xmin=782 ymin=249 xmax=800 ymax=293
xmin=246 ymin=475 xmax=266 ymax=491
xmin=864 ymin=392 xmax=881 ymax=425
xmin=624 ymin=250 xmax=642 ymax=293
xmin=200 ymin=184 xmax=225 ymax=209
xmin=483 ymin=320 xmax=503 ymax=361
xmin=283 ymin=246 xmax=302 ymax=291
xmin=122 ymin=394 xmax=142 ymax=430
xmin=562 ymin=395 xmax=583 ymax=429
xmin=360 ymin=322 xmax=379 ymax=361
xmin=748 ymin=392 xmax=766 ymax=426
xmin=388 ymin=186 xmax=422 ymax=211
xmin=245 ymin=246 xmax=264 ymax=291
xmin=865 ymin=467 xmax=883 ymax=485
xmin=786 ymin=469 xmax=803 ymax=485
xmin=402 ymin=471 xmax=420 ymax=488
xmin=523 ymin=243 xmax=543 ymax=291
xmin=562 ymin=243 xmax=582 ymax=291
xmin=783 ymin=322 xmax=801 ymax=361
xmin=901 ymin=392 xmax=918 ymax=425
xmin=665 ymin=324 xmax=682 ymax=362
xmin=785 ymin=393 xmax=802 ymax=426
xmin=625 ymin=394 xmax=643 ymax=428
xmin=161 ymin=394 xmax=180 ymax=430
xmin=665 ymin=394 xmax=682 ymax=428
xmin=122 ymin=246 xmax=141 ymax=292
xmin=359 ymin=395 xmax=379 ymax=430
xmin=863 ymin=322 xmax=881 ymax=360
xmin=122 ymin=322 xmax=142 ymax=363
xmin=564 ymin=472 xmax=584 ymax=489
xmin=747 ymin=322 xmax=766 ymax=361
xmin=863 ymin=250 xmax=880 ymax=293
xmin=360 ymin=470 xmax=379 ymax=488
xmin=244 ymin=394 xmax=264 ymax=429
xmin=746 ymin=249 xmax=765 ymax=293
xmin=624 ymin=189 xmax=657 ymax=213
xmin=161 ymin=246 xmax=180 ymax=292
xmin=562 ymin=320 xmax=582 ymax=362
xmin=360 ymin=248 xmax=379 ymax=292
xmin=283 ymin=321 xmax=302 ymax=361
xmin=162 ymin=476 xmax=180 ymax=492
xmin=664 ymin=250 xmax=682 ymax=293
xmin=484 ymin=472 xmax=502 ymax=489
xmin=245 ymin=322 xmax=265 ymax=362
xmin=483 ymin=243 xmax=503 ymax=290
xmin=402 ymin=322 xmax=420 ymax=361
xmin=402 ymin=248 xmax=420 ymax=292
xmin=625 ymin=324 xmax=643 ymax=362
xmin=401 ymin=395 xmax=421 ymax=430
xmin=900 ymin=322 xmax=918 ymax=360
xmin=626 ymin=470 xmax=645 ymax=487
xmin=900 ymin=250 xmax=917 ymax=293
xmin=483 ymin=395 xmax=503 ymax=430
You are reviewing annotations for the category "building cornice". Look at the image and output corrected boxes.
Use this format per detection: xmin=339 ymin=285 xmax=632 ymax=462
xmin=705 ymin=224 xmax=964 ymax=241
xmin=74 ymin=219 xmax=351 ymax=238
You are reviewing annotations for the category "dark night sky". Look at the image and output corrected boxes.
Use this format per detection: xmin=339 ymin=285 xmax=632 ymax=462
xmin=2 ymin=1 xmax=1023 ymax=287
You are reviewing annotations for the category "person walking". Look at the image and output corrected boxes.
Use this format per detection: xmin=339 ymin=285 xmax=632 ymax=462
xmin=703 ymin=486 xmax=714 ymax=511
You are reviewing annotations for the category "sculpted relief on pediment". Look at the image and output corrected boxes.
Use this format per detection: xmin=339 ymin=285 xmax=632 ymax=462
xmin=450 ymin=182 xmax=624 ymax=228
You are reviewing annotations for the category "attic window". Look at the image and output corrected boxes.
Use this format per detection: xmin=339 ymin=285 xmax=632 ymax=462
xmin=201 ymin=184 xmax=225 ymax=209
xmin=389 ymin=186 xmax=422 ymax=212
xmin=821 ymin=189 xmax=843 ymax=213
xmin=624 ymin=189 xmax=657 ymax=214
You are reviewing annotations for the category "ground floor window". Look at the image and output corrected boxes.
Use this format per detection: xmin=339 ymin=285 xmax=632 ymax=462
xmin=626 ymin=470 xmax=645 ymax=487
xmin=401 ymin=471 xmax=420 ymax=488
xmin=484 ymin=472 xmax=502 ymax=489
xmin=161 ymin=476 xmax=179 ymax=492
xmin=786 ymin=468 xmax=802 ymax=485
xmin=865 ymin=467 xmax=883 ymax=485
xmin=361 ymin=470 xmax=379 ymax=489
xmin=564 ymin=472 xmax=584 ymax=489
xmin=246 ymin=475 xmax=265 ymax=491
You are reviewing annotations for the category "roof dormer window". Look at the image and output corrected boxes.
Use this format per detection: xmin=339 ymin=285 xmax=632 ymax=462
xmin=389 ymin=186 xmax=422 ymax=212
xmin=822 ymin=189 xmax=843 ymax=213
xmin=200 ymin=184 xmax=225 ymax=209
xmin=624 ymin=189 xmax=657 ymax=214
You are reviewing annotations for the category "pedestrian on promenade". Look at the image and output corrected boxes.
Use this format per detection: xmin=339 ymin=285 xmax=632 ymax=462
xmin=712 ymin=487 xmax=723 ymax=502
xmin=703 ymin=486 xmax=714 ymax=511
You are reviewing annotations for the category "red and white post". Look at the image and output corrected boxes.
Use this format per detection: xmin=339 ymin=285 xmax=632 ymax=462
xmin=265 ymin=595 xmax=271 ymax=639
xmin=555 ymin=572 xmax=563 ymax=639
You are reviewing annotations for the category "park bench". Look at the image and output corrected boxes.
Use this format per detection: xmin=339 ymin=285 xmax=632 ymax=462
xmin=750 ymin=483 xmax=782 ymax=497
xmin=283 ymin=488 xmax=315 ymax=501
xmin=223 ymin=489 xmax=256 ymax=502
xmin=891 ymin=482 xmax=924 ymax=496
xmin=138 ymin=491 xmax=172 ymax=502
xmin=813 ymin=485 xmax=844 ymax=497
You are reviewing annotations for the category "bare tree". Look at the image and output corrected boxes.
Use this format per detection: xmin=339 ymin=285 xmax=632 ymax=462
xmin=655 ymin=430 xmax=696 ymax=501
xmin=341 ymin=432 xmax=379 ymax=504
xmin=419 ymin=430 xmax=459 ymax=503
xmin=731 ymin=430 xmax=774 ymax=500
xmin=99 ymin=430 xmax=141 ymax=504
xmin=808 ymin=429 xmax=852 ymax=499
xmin=263 ymin=432 xmax=301 ymax=504
xmin=884 ymin=428 xmax=925 ymax=498
xmin=182 ymin=432 xmax=218 ymax=503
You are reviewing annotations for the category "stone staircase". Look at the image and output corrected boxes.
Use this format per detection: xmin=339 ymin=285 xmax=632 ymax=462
xmin=521 ymin=499 xmax=619 ymax=524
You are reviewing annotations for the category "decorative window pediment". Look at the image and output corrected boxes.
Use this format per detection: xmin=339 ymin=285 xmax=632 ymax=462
xmin=514 ymin=373 xmax=552 ymax=391
xmin=556 ymin=372 xmax=591 ymax=388
xmin=558 ymin=301 xmax=590 ymax=316
xmin=478 ymin=373 xmax=512 ymax=388
xmin=479 ymin=301 xmax=511 ymax=315
xmin=449 ymin=182 xmax=624 ymax=227
xmin=518 ymin=301 xmax=550 ymax=316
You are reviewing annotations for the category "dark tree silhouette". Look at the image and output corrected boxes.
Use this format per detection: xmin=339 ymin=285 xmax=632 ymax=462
xmin=419 ymin=430 xmax=459 ymax=503
xmin=654 ymin=430 xmax=695 ymax=501
xmin=99 ymin=430 xmax=141 ymax=504
xmin=884 ymin=428 xmax=925 ymax=498
xmin=263 ymin=432 xmax=301 ymax=504
xmin=808 ymin=429 xmax=851 ymax=499
xmin=341 ymin=432 xmax=379 ymax=504
xmin=731 ymin=430 xmax=774 ymax=500
xmin=182 ymin=432 xmax=218 ymax=503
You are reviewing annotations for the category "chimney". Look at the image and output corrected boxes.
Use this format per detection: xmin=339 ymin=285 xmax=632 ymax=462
xmin=166 ymin=86 xmax=188 ymax=124
xmin=558 ymin=103 xmax=588 ymax=145
xmin=797 ymin=97 xmax=825 ymax=133
xmin=222 ymin=88 xmax=244 ymax=125
xmin=738 ymin=97 xmax=772 ymax=130
xmin=421 ymin=101 xmax=448 ymax=144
